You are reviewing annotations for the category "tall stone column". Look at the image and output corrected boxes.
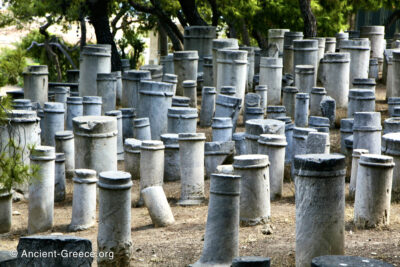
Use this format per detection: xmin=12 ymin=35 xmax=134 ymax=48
xmin=199 ymin=86 xmax=216 ymax=127
xmin=283 ymin=31 xmax=303 ymax=75
xmin=66 ymin=96 xmax=83 ymax=130
xmin=295 ymin=65 xmax=315 ymax=94
xmin=293 ymin=39 xmax=319 ymax=84
xmin=97 ymin=73 xmax=116 ymax=114
xmin=173 ymin=51 xmax=199 ymax=96
xmin=121 ymin=70 xmax=151 ymax=108
xmin=83 ymin=96 xmax=102 ymax=116
xmin=353 ymin=112 xmax=382 ymax=154
xmin=212 ymin=39 xmax=239 ymax=87
xmin=23 ymin=65 xmax=48 ymax=107
xmin=42 ymin=102 xmax=65 ymax=146
xmin=340 ymin=38 xmax=371 ymax=84
xmin=259 ymin=57 xmax=282 ymax=105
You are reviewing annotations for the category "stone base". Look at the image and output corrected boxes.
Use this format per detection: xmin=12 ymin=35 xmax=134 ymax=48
xmin=177 ymin=198 xmax=205 ymax=206
xmin=67 ymin=223 xmax=95 ymax=232
xmin=240 ymin=216 xmax=269 ymax=227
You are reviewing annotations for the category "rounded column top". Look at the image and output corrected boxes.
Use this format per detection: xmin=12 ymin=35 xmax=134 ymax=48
xmin=182 ymin=80 xmax=197 ymax=87
xmin=293 ymin=39 xmax=318 ymax=50
xmin=55 ymin=153 xmax=65 ymax=162
xmin=293 ymin=127 xmax=317 ymax=137
xmin=73 ymin=116 xmax=117 ymax=136
xmin=323 ymin=52 xmax=350 ymax=63
xmin=352 ymin=148 xmax=369 ymax=158
xmin=82 ymin=44 xmax=111 ymax=56
xmin=205 ymin=141 xmax=235 ymax=155
xmin=212 ymin=38 xmax=239 ymax=50
xmin=141 ymin=140 xmax=164 ymax=150
xmin=388 ymin=97 xmax=400 ymax=105
xmin=8 ymin=110 xmax=38 ymax=122
xmin=246 ymin=107 xmax=264 ymax=115
xmin=232 ymin=256 xmax=271 ymax=266
xmin=348 ymin=89 xmax=375 ymax=99
xmin=260 ymin=57 xmax=282 ymax=67
xmin=258 ymin=134 xmax=287 ymax=146
xmin=167 ymin=107 xmax=198 ymax=118
xmin=73 ymin=169 xmax=97 ymax=184
xmin=98 ymin=171 xmax=133 ymax=190
xmin=309 ymin=116 xmax=330 ymax=127
xmin=124 ymin=138 xmax=142 ymax=153
xmin=133 ymin=117 xmax=150 ymax=128
xmin=359 ymin=154 xmax=394 ymax=167
xmin=245 ymin=119 xmax=285 ymax=137
xmin=178 ymin=132 xmax=206 ymax=141
xmin=294 ymin=154 xmax=346 ymax=178
xmin=276 ymin=116 xmax=293 ymax=125
xmin=83 ymin=96 xmax=102 ymax=104
xmin=217 ymin=49 xmax=247 ymax=62
xmin=255 ymin=85 xmax=268 ymax=91
xmin=295 ymin=64 xmax=315 ymax=73
xmin=67 ymin=96 xmax=83 ymax=104
xmin=360 ymin=25 xmax=385 ymax=35
xmin=105 ymin=110 xmax=122 ymax=119
xmin=209 ymin=173 xmax=241 ymax=196
xmin=97 ymin=73 xmax=117 ymax=81
xmin=233 ymin=154 xmax=270 ymax=169
xmin=26 ymin=65 xmax=48 ymax=74
xmin=53 ymin=86 xmax=70 ymax=94
xmin=202 ymin=86 xmax=216 ymax=94
xmin=119 ymin=108 xmax=136 ymax=117
xmin=340 ymin=38 xmax=370 ymax=50
xmin=345 ymin=135 xmax=353 ymax=149
xmin=382 ymin=132 xmax=400 ymax=155
xmin=212 ymin=117 xmax=233 ymax=128
xmin=325 ymin=37 xmax=336 ymax=43
xmin=336 ymin=32 xmax=349 ymax=39
xmin=172 ymin=96 xmax=190 ymax=107
xmin=311 ymin=87 xmax=326 ymax=94
xmin=122 ymin=70 xmax=151 ymax=81
xmin=283 ymin=86 xmax=299 ymax=93
xmin=353 ymin=77 xmax=376 ymax=86
xmin=340 ymin=118 xmax=354 ymax=132
xmin=353 ymin=112 xmax=382 ymax=131
xmin=173 ymin=50 xmax=199 ymax=60
xmin=139 ymin=80 xmax=174 ymax=96
xmin=268 ymin=28 xmax=290 ymax=37
xmin=216 ymin=94 xmax=241 ymax=106
xmin=55 ymin=130 xmax=74 ymax=140
xmin=30 ymin=146 xmax=55 ymax=161
xmin=160 ymin=133 xmax=179 ymax=148
xmin=220 ymin=86 xmax=236 ymax=95
xmin=296 ymin=93 xmax=310 ymax=99
xmin=162 ymin=73 xmax=178 ymax=83
xmin=44 ymin=102 xmax=65 ymax=113
xmin=184 ymin=26 xmax=216 ymax=37
xmin=267 ymin=106 xmax=286 ymax=113
xmin=232 ymin=132 xmax=246 ymax=141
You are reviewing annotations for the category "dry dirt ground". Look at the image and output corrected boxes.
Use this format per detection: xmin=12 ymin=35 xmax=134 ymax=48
xmin=1 ymin=84 xmax=400 ymax=266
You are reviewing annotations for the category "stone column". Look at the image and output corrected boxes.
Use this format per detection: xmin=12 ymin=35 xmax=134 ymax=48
xmin=68 ymin=169 xmax=97 ymax=231
xmin=133 ymin=118 xmax=151 ymax=140
xmin=73 ymin=116 xmax=117 ymax=174
xmin=220 ymin=85 xmax=236 ymax=96
xmin=121 ymin=70 xmax=151 ymax=108
xmin=124 ymin=138 xmax=141 ymax=180
xmin=340 ymin=38 xmax=371 ymax=84
xmin=199 ymin=86 xmax=216 ymax=127
xmin=215 ymin=94 xmax=242 ymax=132
xmin=28 ymin=146 xmax=55 ymax=234
xmin=349 ymin=149 xmax=369 ymax=199
xmin=160 ymin=54 xmax=174 ymax=74
xmin=354 ymin=154 xmax=394 ymax=228
xmin=167 ymin=107 xmax=198 ymax=134
xmin=360 ymin=26 xmax=385 ymax=62
xmin=391 ymin=51 xmax=400 ymax=97
xmin=160 ymin=134 xmax=180 ymax=182
xmin=162 ymin=73 xmax=178 ymax=95
xmin=245 ymin=119 xmax=285 ymax=154
xmin=340 ymin=118 xmax=354 ymax=154
xmin=172 ymin=96 xmax=190 ymax=107
xmin=142 ymin=186 xmax=175 ymax=227
xmin=306 ymin=132 xmax=330 ymax=154
xmin=353 ymin=112 xmax=382 ymax=154
xmin=212 ymin=39 xmax=239 ymax=87
xmin=255 ymin=85 xmax=268 ymax=113
xmin=282 ymin=86 xmax=299 ymax=119
xmin=240 ymin=46 xmax=255 ymax=91
xmin=283 ymin=31 xmax=304 ymax=75
xmin=97 ymin=73 xmax=116 ymax=114
xmin=276 ymin=117 xmax=295 ymax=165
xmin=309 ymin=116 xmax=330 ymax=133
xmin=42 ymin=102 xmax=65 ymax=146
xmin=293 ymin=39 xmax=319 ymax=84
xmin=66 ymin=96 xmax=83 ymax=130
xmin=216 ymin=49 xmax=248 ymax=103
xmin=12 ymin=99 xmax=32 ymax=110
xmin=82 ymin=96 xmax=102 ymax=116
xmin=258 ymin=134 xmax=287 ymax=200
xmin=54 ymin=153 xmax=66 ymax=202
xmin=295 ymin=65 xmax=315 ymax=94
xmin=194 ymin=173 xmax=240 ymax=266
xmin=347 ymin=89 xmax=376 ymax=118
xmin=294 ymin=154 xmax=346 ymax=267
xmin=259 ymin=57 xmax=283 ymax=105
xmin=113 ymin=71 xmax=122 ymax=107
xmin=245 ymin=107 xmax=264 ymax=121
xmin=212 ymin=117 xmax=233 ymax=142
xmin=369 ymin=58 xmax=379 ymax=79
xmin=204 ymin=141 xmax=235 ymax=179
xmin=387 ymin=56 xmax=394 ymax=98
xmin=309 ymin=87 xmax=326 ymax=116
xmin=268 ymin=29 xmax=289 ymax=52
xmin=138 ymin=81 xmax=174 ymax=140
xmin=105 ymin=110 xmax=124 ymax=160
xmin=311 ymin=37 xmax=326 ymax=82
xmin=79 ymin=45 xmax=111 ymax=97
xmin=178 ymin=133 xmax=206 ymax=206
xmin=97 ymin=171 xmax=132 ymax=266
xmin=53 ymin=86 xmax=70 ymax=109
xmin=295 ymin=93 xmax=309 ymax=127
xmin=23 ymin=65 xmax=48 ymax=107
xmin=352 ymin=77 xmax=376 ymax=92
xmin=382 ymin=133 xmax=400 ymax=200
xmin=119 ymin=108 xmax=135 ymax=140
xmin=335 ymin=32 xmax=349 ymax=50
xmin=182 ymin=80 xmax=198 ymax=108
xmin=203 ymin=56 xmax=213 ymax=87
xmin=321 ymin=53 xmax=350 ymax=108
xmin=232 ymin=132 xmax=247 ymax=156
xmin=243 ymin=93 xmax=261 ymax=122
xmin=266 ymin=106 xmax=286 ymax=119
xmin=384 ymin=117 xmax=400 ymax=134
xmin=173 ymin=51 xmax=199 ymax=96
xmin=324 ymin=37 xmax=337 ymax=53
xmin=233 ymin=154 xmax=270 ymax=225
xmin=140 ymin=64 xmax=163 ymax=82
xmin=292 ymin=127 xmax=317 ymax=171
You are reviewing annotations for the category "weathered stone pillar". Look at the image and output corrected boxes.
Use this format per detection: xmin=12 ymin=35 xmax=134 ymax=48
xmin=28 ymin=146 xmax=55 ymax=234
xmin=258 ymin=134 xmax=287 ymax=200
xmin=178 ymin=133 xmax=206 ymax=206
xmin=23 ymin=65 xmax=49 ymax=107
xmin=105 ymin=110 xmax=123 ymax=160
xmin=387 ymin=56 xmax=394 ymax=98
xmin=160 ymin=54 xmax=174 ymax=74
xmin=382 ymin=133 xmax=400 ymax=200
xmin=133 ymin=118 xmax=151 ymax=140
xmin=292 ymin=127 xmax=317 ymax=172
xmin=245 ymin=119 xmax=285 ymax=154
xmin=305 ymin=132 xmax=330 ymax=154
xmin=174 ymin=51 xmax=199 ymax=96
xmin=321 ymin=53 xmax=350 ymax=108
xmin=360 ymin=26 xmax=385 ymax=63
xmin=69 ymin=169 xmax=97 ymax=231
xmin=347 ymin=89 xmax=375 ymax=118
xmin=54 ymin=153 xmax=66 ymax=202
xmin=79 ymin=45 xmax=111 ymax=97
xmin=140 ymin=64 xmax=163 ymax=82
xmin=232 ymin=256 xmax=271 ymax=266
xmin=233 ymin=154 xmax=270 ymax=225
xmin=172 ymin=96 xmax=190 ymax=107
xmin=0 ymin=189 xmax=12 ymax=234
xmin=391 ymin=51 xmax=400 ymax=97
xmin=384 ymin=117 xmax=400 ymax=134
xmin=369 ymin=58 xmax=379 ymax=79
xmin=119 ymin=108 xmax=135 ymax=140
xmin=349 ymin=149 xmax=369 ymax=199
xmin=121 ymin=70 xmax=151 ymax=108
xmin=73 ymin=116 xmax=117 ymax=174
xmin=266 ymin=106 xmax=286 ymax=119
xmin=240 ymin=46 xmax=255 ymax=91
xmin=212 ymin=39 xmax=239 ymax=87
xmin=340 ymin=118 xmax=354 ymax=154
xmin=113 ymin=71 xmax=122 ymax=107
xmin=204 ymin=141 xmax=235 ymax=179
xmin=295 ymin=93 xmax=309 ymax=127
xmin=293 ymin=39 xmax=319 ymax=84
xmin=282 ymin=86 xmax=299 ymax=119
xmin=340 ymin=38 xmax=371 ymax=84
xmin=276 ymin=117 xmax=294 ymax=165
xmin=324 ymin=37 xmax=336 ymax=53
xmin=220 ymin=85 xmax=236 ymax=96
xmin=12 ymin=99 xmax=32 ymax=110
xmin=160 ymin=134 xmax=180 ymax=182
xmin=294 ymin=154 xmax=346 ymax=267
xmin=255 ymin=85 xmax=268 ymax=113
xmin=232 ymin=132 xmax=247 ymax=156
xmin=138 ymin=81 xmax=174 ymax=140
xmin=124 ymin=138 xmax=141 ymax=180
xmin=203 ymin=56 xmax=213 ymax=87
xmin=295 ymin=65 xmax=315 ymax=94
xmin=283 ymin=31 xmax=304 ymax=75
xmin=309 ymin=116 xmax=330 ymax=133
xmin=311 ymin=255 xmax=394 ymax=267
xmin=353 ymin=112 xmax=382 ymax=154
xmin=97 ymin=171 xmax=132 ymax=266
xmin=352 ymin=77 xmax=376 ymax=92
xmin=354 ymin=154 xmax=394 ymax=228
xmin=53 ymin=86 xmax=70 ymax=109
xmin=82 ymin=96 xmax=102 ymax=116
xmin=182 ymin=80 xmax=197 ymax=108
xmin=310 ymin=87 xmax=326 ymax=116
xmin=212 ymin=117 xmax=233 ymax=142
xmin=66 ymin=96 xmax=83 ymax=130
xmin=162 ymin=73 xmax=178 ymax=94
xmin=215 ymin=94 xmax=242 ymax=132
xmin=268 ymin=29 xmax=289 ymax=52
xmin=199 ymin=86 xmax=216 ymax=127
xmin=335 ymin=32 xmax=349 ymax=50
xmin=97 ymin=73 xmax=116 ymax=114
xmin=42 ymin=102 xmax=65 ymax=146
xmin=259 ymin=57 xmax=283 ymax=105
xmin=142 ymin=186 xmax=175 ymax=227
xmin=167 ymin=107 xmax=198 ymax=134
xmin=194 ymin=173 xmax=240 ymax=266
xmin=311 ymin=37 xmax=326 ymax=82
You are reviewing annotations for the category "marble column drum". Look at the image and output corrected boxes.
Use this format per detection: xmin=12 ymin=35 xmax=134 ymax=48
xmin=353 ymin=112 xmax=382 ymax=154
xmin=340 ymin=38 xmax=371 ymax=84
xmin=212 ymin=39 xmax=239 ymax=87
xmin=133 ymin=117 xmax=151 ymax=140
xmin=66 ymin=96 xmax=83 ymax=130
xmin=124 ymin=138 xmax=142 ymax=180
xmin=259 ymin=57 xmax=283 ymax=105
xmin=283 ymin=31 xmax=304 ymax=75
xmin=349 ymin=149 xmax=369 ymax=199
xmin=212 ymin=117 xmax=233 ymax=142
xmin=121 ymin=70 xmax=151 ymax=108
xmin=97 ymin=73 xmax=116 ymax=114
xmin=173 ymin=51 xmax=199 ymax=96
xmin=282 ymin=86 xmax=299 ymax=119
xmin=82 ymin=96 xmax=102 ymax=116
xmin=293 ymin=39 xmax=319 ymax=84
xmin=295 ymin=65 xmax=315 ymax=94
xmin=199 ymin=86 xmax=216 ymax=127
xmin=42 ymin=102 xmax=65 ymax=146
xmin=23 ymin=65 xmax=49 ymax=107
xmin=167 ymin=107 xmax=198 ymax=134
xmin=244 ymin=119 xmax=285 ymax=154
xmin=204 ymin=141 xmax=235 ymax=179
xmin=309 ymin=87 xmax=326 ymax=116
xmin=160 ymin=134 xmax=180 ymax=182
xmin=105 ymin=110 xmax=124 ymax=160
xmin=54 ymin=153 xmax=66 ymax=202
xmin=382 ymin=133 xmax=400 ymax=200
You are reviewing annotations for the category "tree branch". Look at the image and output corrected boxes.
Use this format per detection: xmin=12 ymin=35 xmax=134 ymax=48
xmin=206 ymin=0 xmax=220 ymax=26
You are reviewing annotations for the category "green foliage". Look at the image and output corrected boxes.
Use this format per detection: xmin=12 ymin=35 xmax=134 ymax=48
xmin=0 ymin=46 xmax=27 ymax=87
xmin=0 ymin=96 xmax=39 ymax=193
xmin=117 ymin=27 xmax=146 ymax=69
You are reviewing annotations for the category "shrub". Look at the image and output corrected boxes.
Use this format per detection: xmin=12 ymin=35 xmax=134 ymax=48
xmin=0 ymin=46 xmax=27 ymax=87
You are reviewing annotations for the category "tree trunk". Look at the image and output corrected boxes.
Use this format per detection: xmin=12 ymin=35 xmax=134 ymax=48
xmin=299 ymin=0 xmax=317 ymax=38
xmin=178 ymin=0 xmax=208 ymax=26
xmin=80 ymin=16 xmax=87 ymax=51
xmin=241 ymin=20 xmax=250 ymax=46
xmin=159 ymin=23 xmax=168 ymax=56
xmin=206 ymin=0 xmax=220 ymax=26
xmin=87 ymin=0 xmax=121 ymax=71
xmin=385 ymin=10 xmax=400 ymax=35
